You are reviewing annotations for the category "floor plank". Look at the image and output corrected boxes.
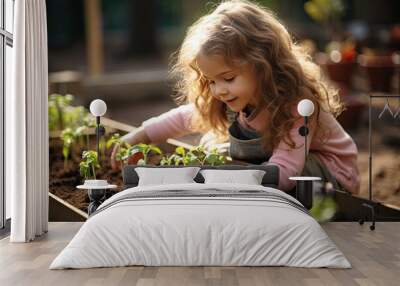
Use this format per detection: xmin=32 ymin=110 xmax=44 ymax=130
xmin=0 ymin=222 xmax=399 ymax=286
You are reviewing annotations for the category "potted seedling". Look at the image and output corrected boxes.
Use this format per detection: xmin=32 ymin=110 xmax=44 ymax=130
xmin=359 ymin=50 xmax=396 ymax=93
xmin=107 ymin=133 xmax=135 ymax=169
xmin=128 ymin=143 xmax=163 ymax=165
xmin=106 ymin=134 xmax=162 ymax=176
xmin=305 ymin=0 xmax=357 ymax=89
xmin=320 ymin=40 xmax=357 ymax=89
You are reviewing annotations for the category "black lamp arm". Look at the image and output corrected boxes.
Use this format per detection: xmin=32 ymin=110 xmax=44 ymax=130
xmin=95 ymin=116 xmax=106 ymax=157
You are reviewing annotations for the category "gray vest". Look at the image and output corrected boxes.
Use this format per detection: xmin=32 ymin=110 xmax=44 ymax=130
xmin=227 ymin=110 xmax=271 ymax=164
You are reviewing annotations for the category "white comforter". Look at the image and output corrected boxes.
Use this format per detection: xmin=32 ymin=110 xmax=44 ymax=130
xmin=50 ymin=183 xmax=350 ymax=269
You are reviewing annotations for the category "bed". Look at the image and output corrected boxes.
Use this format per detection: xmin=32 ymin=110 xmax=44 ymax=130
xmin=50 ymin=165 xmax=350 ymax=269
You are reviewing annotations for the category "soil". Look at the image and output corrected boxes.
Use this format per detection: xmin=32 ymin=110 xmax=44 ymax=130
xmin=49 ymin=136 xmax=165 ymax=213
xmin=49 ymin=137 xmax=124 ymax=212
xmin=352 ymin=111 xmax=400 ymax=208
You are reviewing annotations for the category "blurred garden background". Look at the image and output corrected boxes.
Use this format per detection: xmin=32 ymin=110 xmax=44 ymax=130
xmin=46 ymin=0 xmax=400 ymax=211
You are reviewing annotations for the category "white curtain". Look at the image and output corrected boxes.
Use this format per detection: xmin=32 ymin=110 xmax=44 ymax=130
xmin=7 ymin=0 xmax=48 ymax=242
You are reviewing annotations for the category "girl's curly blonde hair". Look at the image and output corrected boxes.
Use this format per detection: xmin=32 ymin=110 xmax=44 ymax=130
xmin=171 ymin=0 xmax=344 ymax=152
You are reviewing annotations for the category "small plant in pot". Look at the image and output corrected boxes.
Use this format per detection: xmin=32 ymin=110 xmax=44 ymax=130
xmin=358 ymin=50 xmax=397 ymax=93
xmin=320 ymin=39 xmax=357 ymax=89
xmin=107 ymin=133 xmax=135 ymax=169
xmin=106 ymin=133 xmax=163 ymax=177
xmin=129 ymin=143 xmax=163 ymax=165
xmin=304 ymin=0 xmax=357 ymax=89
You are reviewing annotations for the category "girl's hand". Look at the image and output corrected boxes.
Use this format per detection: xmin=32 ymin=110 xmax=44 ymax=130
xmin=110 ymin=126 xmax=151 ymax=170
xmin=111 ymin=143 xmax=121 ymax=170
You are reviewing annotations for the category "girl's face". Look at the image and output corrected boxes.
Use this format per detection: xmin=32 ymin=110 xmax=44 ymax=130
xmin=196 ymin=53 xmax=260 ymax=112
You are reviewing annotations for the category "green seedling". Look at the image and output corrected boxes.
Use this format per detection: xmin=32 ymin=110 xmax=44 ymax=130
xmin=106 ymin=133 xmax=132 ymax=173
xmin=48 ymin=93 xmax=74 ymax=131
xmin=128 ymin=143 xmax=162 ymax=165
xmin=79 ymin=150 xmax=101 ymax=180
xmin=160 ymin=145 xmax=226 ymax=166
xmin=61 ymin=128 xmax=76 ymax=170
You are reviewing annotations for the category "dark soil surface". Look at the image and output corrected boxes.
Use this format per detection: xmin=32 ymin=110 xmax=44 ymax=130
xmin=49 ymin=137 xmax=124 ymax=212
xmin=49 ymin=135 xmax=166 ymax=213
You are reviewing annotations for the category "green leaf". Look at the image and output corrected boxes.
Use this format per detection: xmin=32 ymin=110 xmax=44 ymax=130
xmin=205 ymin=153 xmax=219 ymax=165
xmin=106 ymin=133 xmax=122 ymax=149
xmin=79 ymin=150 xmax=100 ymax=179
xmin=149 ymin=145 xmax=162 ymax=155
xmin=62 ymin=146 xmax=70 ymax=160
xmin=175 ymin=146 xmax=186 ymax=156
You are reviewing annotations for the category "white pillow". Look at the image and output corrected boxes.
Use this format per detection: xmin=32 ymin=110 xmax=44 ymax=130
xmin=135 ymin=167 xmax=200 ymax=186
xmin=200 ymin=169 xmax=266 ymax=185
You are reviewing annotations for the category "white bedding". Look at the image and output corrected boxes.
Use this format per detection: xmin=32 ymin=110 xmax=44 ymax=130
xmin=50 ymin=183 xmax=351 ymax=269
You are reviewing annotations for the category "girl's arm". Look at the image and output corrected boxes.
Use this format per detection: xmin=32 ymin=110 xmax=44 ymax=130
xmin=122 ymin=104 xmax=196 ymax=144
xmin=111 ymin=104 xmax=196 ymax=170
xmin=265 ymin=116 xmax=316 ymax=192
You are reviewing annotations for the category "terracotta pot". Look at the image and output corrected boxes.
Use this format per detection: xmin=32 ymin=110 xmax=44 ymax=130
xmin=325 ymin=61 xmax=356 ymax=87
xmin=359 ymin=54 xmax=395 ymax=93
xmin=337 ymin=96 xmax=366 ymax=131
xmin=316 ymin=52 xmax=356 ymax=88
xmin=127 ymin=152 xmax=144 ymax=164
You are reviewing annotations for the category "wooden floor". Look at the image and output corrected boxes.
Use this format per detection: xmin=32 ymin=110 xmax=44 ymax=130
xmin=0 ymin=222 xmax=399 ymax=286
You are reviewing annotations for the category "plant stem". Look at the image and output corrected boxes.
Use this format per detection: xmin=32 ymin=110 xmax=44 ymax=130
xmin=64 ymin=158 xmax=68 ymax=170
xmin=121 ymin=161 xmax=125 ymax=181
xmin=92 ymin=164 xmax=96 ymax=179
xmin=55 ymin=100 xmax=64 ymax=130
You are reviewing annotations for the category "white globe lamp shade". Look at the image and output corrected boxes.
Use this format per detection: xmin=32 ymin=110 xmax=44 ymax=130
xmin=90 ymin=99 xmax=107 ymax=117
xmin=297 ymin=99 xmax=314 ymax=117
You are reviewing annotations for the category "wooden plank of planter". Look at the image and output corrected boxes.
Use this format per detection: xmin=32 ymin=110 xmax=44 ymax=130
xmin=49 ymin=126 xmax=118 ymax=139
xmin=49 ymin=193 xmax=88 ymax=222
xmin=101 ymin=117 xmax=197 ymax=150
xmin=49 ymin=117 xmax=195 ymax=151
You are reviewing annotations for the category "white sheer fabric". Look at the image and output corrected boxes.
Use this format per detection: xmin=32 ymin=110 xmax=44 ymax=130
xmin=7 ymin=0 xmax=48 ymax=242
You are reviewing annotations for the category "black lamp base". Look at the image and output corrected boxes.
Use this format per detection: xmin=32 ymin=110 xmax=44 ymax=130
xmin=87 ymin=189 xmax=106 ymax=215
xmin=296 ymin=180 xmax=313 ymax=210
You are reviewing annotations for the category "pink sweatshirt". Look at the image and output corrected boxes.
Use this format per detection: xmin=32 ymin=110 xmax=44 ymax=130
xmin=142 ymin=104 xmax=360 ymax=194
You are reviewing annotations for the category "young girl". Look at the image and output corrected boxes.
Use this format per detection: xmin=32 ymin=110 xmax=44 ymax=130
xmin=111 ymin=0 xmax=360 ymax=194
